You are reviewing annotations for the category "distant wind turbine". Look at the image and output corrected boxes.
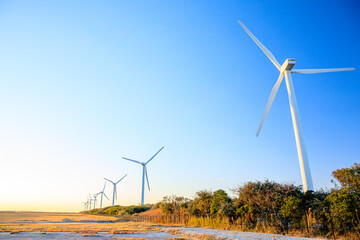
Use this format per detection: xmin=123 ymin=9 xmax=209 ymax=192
xmin=123 ymin=147 xmax=164 ymax=205
xmin=88 ymin=194 xmax=93 ymax=210
xmin=98 ymin=182 xmax=109 ymax=208
xmin=85 ymin=196 xmax=90 ymax=211
xmin=237 ymin=20 xmax=354 ymax=192
xmin=93 ymin=193 xmax=100 ymax=209
xmin=104 ymin=174 xmax=127 ymax=206
xmin=82 ymin=202 xmax=87 ymax=211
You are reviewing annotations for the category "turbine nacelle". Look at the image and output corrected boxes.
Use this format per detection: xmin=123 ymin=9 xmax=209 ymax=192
xmin=280 ymin=58 xmax=296 ymax=73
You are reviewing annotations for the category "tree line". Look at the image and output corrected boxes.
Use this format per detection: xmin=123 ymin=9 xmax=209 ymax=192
xmin=152 ymin=163 xmax=359 ymax=239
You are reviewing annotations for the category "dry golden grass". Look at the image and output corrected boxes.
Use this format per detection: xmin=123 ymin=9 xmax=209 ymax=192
xmin=0 ymin=212 xmax=164 ymax=235
xmin=0 ymin=211 xmax=117 ymax=223
xmin=167 ymin=228 xmax=183 ymax=235
xmin=0 ymin=221 xmax=161 ymax=233
xmin=113 ymin=238 xmax=147 ymax=240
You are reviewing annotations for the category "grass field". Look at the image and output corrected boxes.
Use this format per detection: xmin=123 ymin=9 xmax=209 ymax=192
xmin=0 ymin=211 xmax=117 ymax=223
xmin=0 ymin=211 xmax=328 ymax=239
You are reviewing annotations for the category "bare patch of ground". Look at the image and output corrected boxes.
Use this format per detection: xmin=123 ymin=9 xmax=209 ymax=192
xmin=139 ymin=208 xmax=163 ymax=217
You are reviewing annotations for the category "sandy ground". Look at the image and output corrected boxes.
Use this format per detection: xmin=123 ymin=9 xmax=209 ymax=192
xmin=0 ymin=212 xmax=326 ymax=239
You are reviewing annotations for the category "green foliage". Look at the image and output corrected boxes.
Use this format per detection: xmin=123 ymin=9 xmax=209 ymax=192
xmin=84 ymin=163 xmax=360 ymax=239
xmin=280 ymin=195 xmax=302 ymax=231
xmin=87 ymin=204 xmax=151 ymax=216
xmin=103 ymin=205 xmax=123 ymax=215
xmin=233 ymin=180 xmax=303 ymax=231
xmin=326 ymin=189 xmax=357 ymax=231
xmin=123 ymin=205 xmax=151 ymax=215
xmin=87 ymin=208 xmax=104 ymax=215
xmin=189 ymin=190 xmax=213 ymax=217
xmin=332 ymin=163 xmax=360 ymax=194
xmin=210 ymin=189 xmax=233 ymax=218
xmin=323 ymin=163 xmax=360 ymax=237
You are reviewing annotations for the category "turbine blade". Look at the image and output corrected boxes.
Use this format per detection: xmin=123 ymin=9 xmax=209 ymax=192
xmin=291 ymin=68 xmax=355 ymax=74
xmin=145 ymin=166 xmax=150 ymax=191
xmin=146 ymin=146 xmax=164 ymax=165
xmin=103 ymin=181 xmax=106 ymax=191
xmin=116 ymin=174 xmax=127 ymax=184
xmin=104 ymin=193 xmax=109 ymax=200
xmin=238 ymin=20 xmax=281 ymax=70
xmin=104 ymin=178 xmax=114 ymax=184
xmin=122 ymin=157 xmax=142 ymax=165
xmin=256 ymin=72 xmax=285 ymax=137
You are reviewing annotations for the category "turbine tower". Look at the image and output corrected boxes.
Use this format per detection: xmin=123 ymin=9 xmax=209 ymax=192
xmin=238 ymin=20 xmax=354 ymax=192
xmin=88 ymin=194 xmax=93 ymax=210
xmin=93 ymin=193 xmax=100 ymax=209
xmin=123 ymin=146 xmax=164 ymax=205
xmin=104 ymin=174 xmax=127 ymax=206
xmin=98 ymin=182 xmax=109 ymax=209
xmin=85 ymin=196 xmax=90 ymax=211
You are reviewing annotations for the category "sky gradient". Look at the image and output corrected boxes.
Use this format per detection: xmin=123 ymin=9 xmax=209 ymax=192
xmin=0 ymin=0 xmax=359 ymax=212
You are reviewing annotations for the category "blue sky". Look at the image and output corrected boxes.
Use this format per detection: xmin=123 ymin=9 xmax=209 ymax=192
xmin=0 ymin=0 xmax=359 ymax=211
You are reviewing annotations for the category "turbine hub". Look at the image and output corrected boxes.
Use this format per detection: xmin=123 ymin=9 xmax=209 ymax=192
xmin=280 ymin=58 xmax=296 ymax=73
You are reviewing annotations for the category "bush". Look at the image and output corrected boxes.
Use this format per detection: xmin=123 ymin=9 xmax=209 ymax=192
xmin=124 ymin=205 xmax=151 ymax=215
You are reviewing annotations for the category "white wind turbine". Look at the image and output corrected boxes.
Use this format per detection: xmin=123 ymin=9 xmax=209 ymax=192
xmin=93 ymin=193 xmax=100 ymax=209
xmin=98 ymin=182 xmax=109 ymax=209
xmin=238 ymin=20 xmax=354 ymax=192
xmin=123 ymin=147 xmax=164 ymax=205
xmin=104 ymin=174 xmax=127 ymax=206
xmin=85 ymin=196 xmax=90 ymax=211
xmin=82 ymin=202 xmax=87 ymax=211
xmin=88 ymin=194 xmax=93 ymax=210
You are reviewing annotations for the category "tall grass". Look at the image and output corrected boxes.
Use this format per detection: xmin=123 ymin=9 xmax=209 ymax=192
xmin=137 ymin=214 xmax=333 ymax=238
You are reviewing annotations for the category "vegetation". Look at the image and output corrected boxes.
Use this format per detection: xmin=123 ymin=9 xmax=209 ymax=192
xmin=144 ymin=163 xmax=360 ymax=239
xmin=86 ymin=163 xmax=360 ymax=239
xmin=85 ymin=204 xmax=152 ymax=217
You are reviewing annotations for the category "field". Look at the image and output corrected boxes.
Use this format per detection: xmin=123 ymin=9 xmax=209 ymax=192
xmin=0 ymin=211 xmax=327 ymax=239
xmin=0 ymin=211 xmax=117 ymax=223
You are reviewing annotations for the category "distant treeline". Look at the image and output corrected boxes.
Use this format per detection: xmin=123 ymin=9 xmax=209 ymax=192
xmin=85 ymin=163 xmax=360 ymax=239
xmin=85 ymin=204 xmax=151 ymax=217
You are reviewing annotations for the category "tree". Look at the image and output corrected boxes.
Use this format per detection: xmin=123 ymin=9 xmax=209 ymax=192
xmin=189 ymin=190 xmax=213 ymax=217
xmin=233 ymin=180 xmax=303 ymax=231
xmin=281 ymin=195 xmax=302 ymax=232
xmin=160 ymin=195 xmax=191 ymax=216
xmin=210 ymin=189 xmax=233 ymax=218
xmin=332 ymin=163 xmax=360 ymax=199
xmin=327 ymin=163 xmax=360 ymax=236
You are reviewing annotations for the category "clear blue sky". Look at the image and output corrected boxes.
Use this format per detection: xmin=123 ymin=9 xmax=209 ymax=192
xmin=0 ymin=0 xmax=359 ymax=211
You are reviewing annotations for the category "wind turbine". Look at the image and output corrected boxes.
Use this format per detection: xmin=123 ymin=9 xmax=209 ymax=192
xmin=88 ymin=194 xmax=93 ymax=210
xmin=98 ymin=182 xmax=109 ymax=208
xmin=85 ymin=196 xmax=90 ymax=211
xmin=104 ymin=174 xmax=127 ymax=206
xmin=93 ymin=193 xmax=100 ymax=209
xmin=237 ymin=20 xmax=354 ymax=192
xmin=123 ymin=146 xmax=164 ymax=205
xmin=82 ymin=202 xmax=87 ymax=211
